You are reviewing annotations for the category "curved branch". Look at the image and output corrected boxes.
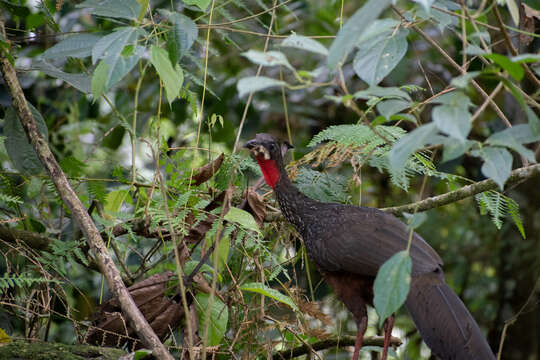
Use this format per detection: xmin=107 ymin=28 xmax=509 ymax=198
xmin=272 ymin=335 xmax=402 ymax=360
xmin=0 ymin=22 xmax=172 ymax=360
xmin=382 ymin=164 xmax=540 ymax=215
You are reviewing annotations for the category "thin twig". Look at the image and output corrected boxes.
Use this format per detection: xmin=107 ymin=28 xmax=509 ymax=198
xmin=272 ymin=335 xmax=402 ymax=360
xmin=382 ymin=164 xmax=540 ymax=215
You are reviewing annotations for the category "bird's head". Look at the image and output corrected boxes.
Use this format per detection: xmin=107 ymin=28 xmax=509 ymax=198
xmin=243 ymin=133 xmax=293 ymax=188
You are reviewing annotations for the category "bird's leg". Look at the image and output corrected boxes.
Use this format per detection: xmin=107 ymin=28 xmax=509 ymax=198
xmin=381 ymin=315 xmax=395 ymax=360
xmin=352 ymin=315 xmax=368 ymax=360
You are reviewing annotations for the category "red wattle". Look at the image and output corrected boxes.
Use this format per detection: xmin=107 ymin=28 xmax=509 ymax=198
xmin=256 ymin=157 xmax=280 ymax=188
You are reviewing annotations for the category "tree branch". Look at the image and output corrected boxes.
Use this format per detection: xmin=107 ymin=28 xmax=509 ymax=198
xmin=272 ymin=335 xmax=402 ymax=360
xmin=382 ymin=164 xmax=540 ymax=215
xmin=0 ymin=22 xmax=172 ymax=360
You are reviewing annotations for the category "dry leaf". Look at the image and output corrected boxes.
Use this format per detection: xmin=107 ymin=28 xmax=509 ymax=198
xmin=85 ymin=272 xmax=184 ymax=349
xmin=192 ymin=153 xmax=225 ymax=186
xmin=245 ymin=188 xmax=266 ymax=227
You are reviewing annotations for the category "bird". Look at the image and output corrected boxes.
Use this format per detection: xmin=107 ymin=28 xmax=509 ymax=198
xmin=244 ymin=133 xmax=495 ymax=360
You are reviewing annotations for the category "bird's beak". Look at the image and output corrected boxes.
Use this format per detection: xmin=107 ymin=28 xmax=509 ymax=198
xmin=243 ymin=139 xmax=271 ymax=160
xmin=243 ymin=139 xmax=259 ymax=150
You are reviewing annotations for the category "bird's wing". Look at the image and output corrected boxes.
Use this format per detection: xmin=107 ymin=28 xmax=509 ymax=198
xmin=310 ymin=204 xmax=442 ymax=277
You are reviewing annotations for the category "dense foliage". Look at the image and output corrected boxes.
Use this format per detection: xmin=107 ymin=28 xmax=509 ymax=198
xmin=0 ymin=0 xmax=539 ymax=359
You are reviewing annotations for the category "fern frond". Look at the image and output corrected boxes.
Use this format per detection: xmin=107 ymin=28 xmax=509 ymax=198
xmin=0 ymin=192 xmax=22 ymax=205
xmin=87 ymin=181 xmax=107 ymax=203
xmin=505 ymin=195 xmax=525 ymax=238
xmin=475 ymin=190 xmax=524 ymax=237
xmin=294 ymin=168 xmax=349 ymax=204
xmin=308 ymin=124 xmax=404 ymax=147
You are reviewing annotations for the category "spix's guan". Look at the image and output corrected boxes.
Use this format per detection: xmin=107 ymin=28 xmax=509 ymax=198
xmin=244 ymin=133 xmax=495 ymax=360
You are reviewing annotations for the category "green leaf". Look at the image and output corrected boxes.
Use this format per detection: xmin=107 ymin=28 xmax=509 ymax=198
xmin=388 ymin=123 xmax=439 ymax=173
xmin=353 ymin=86 xmax=411 ymax=101
xmin=236 ymin=76 xmax=287 ymax=98
xmin=182 ymin=0 xmax=210 ymax=11
xmin=353 ymin=28 xmax=408 ymax=86
xmin=505 ymin=0 xmax=520 ymax=26
xmin=4 ymin=104 xmax=48 ymax=175
xmin=240 ymin=282 xmax=298 ymax=311
xmin=92 ymin=27 xmax=140 ymax=65
xmin=32 ymin=61 xmax=91 ymax=94
xmin=413 ymin=0 xmax=435 ymax=12
xmin=486 ymin=124 xmax=539 ymax=162
xmin=150 ymin=46 xmax=184 ymax=105
xmin=104 ymin=189 xmax=128 ymax=213
xmin=327 ymin=0 xmax=392 ymax=69
xmin=224 ymin=207 xmax=260 ymax=233
xmin=373 ymin=251 xmax=411 ymax=326
xmin=402 ymin=212 xmax=427 ymax=230
xmin=484 ymin=53 xmax=524 ymax=81
xmin=41 ymin=34 xmax=101 ymax=59
xmin=376 ymin=99 xmax=410 ymax=118
xmin=159 ymin=10 xmax=198 ymax=64
xmin=76 ymin=0 xmax=141 ymax=20
xmin=526 ymin=106 xmax=540 ymax=136
xmin=216 ymin=235 xmax=230 ymax=272
xmin=432 ymin=91 xmax=472 ymax=141
xmin=91 ymin=28 xmax=145 ymax=92
xmin=91 ymin=59 xmax=109 ymax=98
xmin=281 ymin=34 xmax=328 ymax=56
xmin=241 ymin=50 xmax=294 ymax=71
xmin=195 ymin=293 xmax=228 ymax=346
xmin=511 ymin=53 xmax=540 ymax=63
xmin=472 ymin=147 xmax=513 ymax=190
xmin=441 ymin=138 xmax=475 ymax=162
xmin=450 ymin=71 xmax=481 ymax=88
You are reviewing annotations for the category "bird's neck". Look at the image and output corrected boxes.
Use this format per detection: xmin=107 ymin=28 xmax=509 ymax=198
xmin=256 ymin=158 xmax=281 ymax=189
xmin=256 ymin=156 xmax=315 ymax=233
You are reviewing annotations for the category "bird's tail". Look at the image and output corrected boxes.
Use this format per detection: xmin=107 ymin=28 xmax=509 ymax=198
xmin=405 ymin=273 xmax=495 ymax=360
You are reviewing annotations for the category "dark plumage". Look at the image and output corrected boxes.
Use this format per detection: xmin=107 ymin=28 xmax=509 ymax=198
xmin=244 ymin=133 xmax=495 ymax=360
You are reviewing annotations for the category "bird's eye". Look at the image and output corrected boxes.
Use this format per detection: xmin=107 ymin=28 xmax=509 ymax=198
xmin=270 ymin=143 xmax=276 ymax=150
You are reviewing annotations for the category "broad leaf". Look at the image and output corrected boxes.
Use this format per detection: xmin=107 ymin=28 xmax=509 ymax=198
xmin=159 ymin=10 xmax=198 ymax=64
xmin=104 ymin=189 xmax=129 ymax=213
xmin=472 ymin=147 xmax=513 ymax=190
xmin=450 ymin=71 xmax=481 ymax=88
xmin=327 ymin=0 xmax=393 ymax=69
xmin=486 ymin=124 xmax=539 ymax=163
xmin=150 ymin=46 xmax=184 ymax=105
xmin=92 ymin=27 xmax=141 ymax=65
xmin=484 ymin=53 xmax=524 ymax=81
xmin=388 ymin=123 xmax=439 ymax=173
xmin=91 ymin=59 xmax=109 ymax=98
xmin=376 ymin=99 xmax=410 ymax=118
xmin=224 ymin=207 xmax=260 ymax=234
xmin=91 ymin=27 xmax=145 ymax=92
xmin=242 ymin=50 xmax=294 ymax=71
xmin=182 ymin=0 xmax=210 ymax=11
xmin=441 ymin=137 xmax=476 ymax=162
xmin=41 ymin=34 xmax=101 ymax=59
xmin=431 ymin=91 xmax=472 ymax=141
xmin=32 ymin=60 xmax=92 ymax=94
xmin=413 ymin=0 xmax=435 ymax=12
xmin=77 ymin=0 xmax=141 ymax=20
xmin=353 ymin=28 xmax=408 ymax=85
xmin=373 ymin=251 xmax=411 ymax=326
xmin=237 ymin=76 xmax=287 ymax=98
xmin=281 ymin=34 xmax=328 ymax=56
xmin=195 ymin=293 xmax=228 ymax=346
xmin=4 ymin=104 xmax=48 ymax=175
xmin=240 ymin=282 xmax=298 ymax=311
xmin=353 ymin=86 xmax=411 ymax=101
